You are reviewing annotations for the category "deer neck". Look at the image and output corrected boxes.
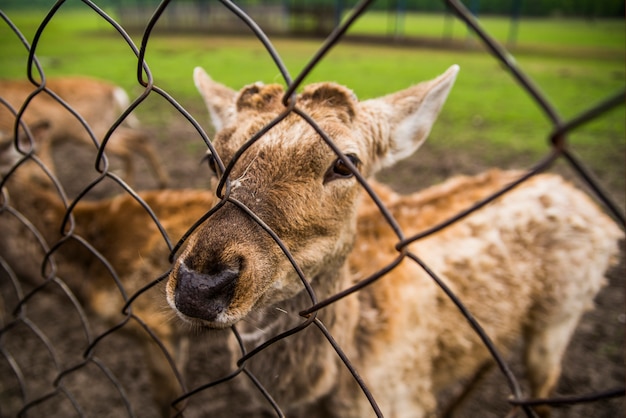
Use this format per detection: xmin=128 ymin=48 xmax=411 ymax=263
xmin=233 ymin=263 xmax=359 ymax=411
xmin=236 ymin=261 xmax=356 ymax=342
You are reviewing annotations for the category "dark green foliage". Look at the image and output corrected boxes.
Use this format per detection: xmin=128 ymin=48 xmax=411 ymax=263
xmin=2 ymin=0 xmax=623 ymax=17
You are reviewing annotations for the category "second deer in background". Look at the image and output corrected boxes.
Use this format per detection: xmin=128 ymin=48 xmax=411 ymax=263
xmin=0 ymin=76 xmax=169 ymax=188
xmin=0 ymin=122 xmax=194 ymax=417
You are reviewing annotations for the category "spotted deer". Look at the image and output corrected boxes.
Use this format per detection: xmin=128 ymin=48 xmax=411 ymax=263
xmin=165 ymin=66 xmax=623 ymax=417
xmin=0 ymin=76 xmax=170 ymax=188
xmin=0 ymin=122 xmax=202 ymax=416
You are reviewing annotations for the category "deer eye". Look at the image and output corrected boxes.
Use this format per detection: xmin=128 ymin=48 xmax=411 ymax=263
xmin=203 ymin=151 xmax=219 ymax=175
xmin=324 ymin=154 xmax=360 ymax=183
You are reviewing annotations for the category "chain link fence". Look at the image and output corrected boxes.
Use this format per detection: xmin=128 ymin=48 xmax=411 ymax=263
xmin=0 ymin=1 xmax=624 ymax=417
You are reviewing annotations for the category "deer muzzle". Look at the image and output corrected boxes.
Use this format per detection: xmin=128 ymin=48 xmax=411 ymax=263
xmin=172 ymin=261 xmax=239 ymax=324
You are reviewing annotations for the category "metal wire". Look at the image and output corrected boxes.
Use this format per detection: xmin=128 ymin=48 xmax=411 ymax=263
xmin=0 ymin=1 xmax=623 ymax=417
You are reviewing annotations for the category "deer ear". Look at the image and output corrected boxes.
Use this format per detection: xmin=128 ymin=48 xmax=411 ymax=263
xmin=193 ymin=67 xmax=238 ymax=132
xmin=362 ymin=65 xmax=459 ymax=170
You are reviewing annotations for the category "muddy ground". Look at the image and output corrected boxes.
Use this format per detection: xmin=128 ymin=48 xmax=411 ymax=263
xmin=0 ymin=103 xmax=624 ymax=418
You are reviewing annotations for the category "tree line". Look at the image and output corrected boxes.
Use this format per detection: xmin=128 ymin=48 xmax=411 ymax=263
xmin=4 ymin=0 xmax=624 ymax=18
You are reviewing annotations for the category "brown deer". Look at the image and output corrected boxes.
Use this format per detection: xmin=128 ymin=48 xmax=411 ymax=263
xmin=0 ymin=76 xmax=170 ymax=188
xmin=164 ymin=66 xmax=623 ymax=417
xmin=0 ymin=122 xmax=202 ymax=416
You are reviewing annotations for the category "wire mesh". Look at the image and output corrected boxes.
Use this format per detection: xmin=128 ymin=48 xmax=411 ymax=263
xmin=0 ymin=1 xmax=624 ymax=417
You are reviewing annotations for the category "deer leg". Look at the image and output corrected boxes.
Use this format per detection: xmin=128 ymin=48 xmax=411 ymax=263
xmin=524 ymin=314 xmax=582 ymax=418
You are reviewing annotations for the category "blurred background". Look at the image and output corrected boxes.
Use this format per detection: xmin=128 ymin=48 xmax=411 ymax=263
xmin=1 ymin=1 xmax=624 ymax=198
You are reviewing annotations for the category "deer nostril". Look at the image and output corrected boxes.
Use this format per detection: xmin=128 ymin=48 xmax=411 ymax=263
xmin=174 ymin=261 xmax=239 ymax=322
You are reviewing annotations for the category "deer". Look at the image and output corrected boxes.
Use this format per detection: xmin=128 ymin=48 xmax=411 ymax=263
xmin=0 ymin=122 xmax=206 ymax=417
xmin=163 ymin=65 xmax=623 ymax=417
xmin=1 ymin=67 xmax=622 ymax=417
xmin=0 ymin=76 xmax=170 ymax=189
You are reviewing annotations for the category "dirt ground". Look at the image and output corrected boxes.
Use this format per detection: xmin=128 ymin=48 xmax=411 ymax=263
xmin=0 ymin=104 xmax=624 ymax=417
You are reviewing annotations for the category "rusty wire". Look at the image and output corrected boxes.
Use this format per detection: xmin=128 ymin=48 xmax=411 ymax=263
xmin=0 ymin=1 xmax=624 ymax=417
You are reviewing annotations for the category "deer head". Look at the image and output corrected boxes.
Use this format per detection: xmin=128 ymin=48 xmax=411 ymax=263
xmin=166 ymin=65 xmax=459 ymax=328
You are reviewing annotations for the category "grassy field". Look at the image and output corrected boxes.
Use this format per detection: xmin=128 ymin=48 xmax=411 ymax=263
xmin=1 ymin=7 xmax=624 ymax=172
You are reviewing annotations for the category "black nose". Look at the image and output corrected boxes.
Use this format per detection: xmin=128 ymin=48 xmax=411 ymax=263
xmin=174 ymin=262 xmax=239 ymax=322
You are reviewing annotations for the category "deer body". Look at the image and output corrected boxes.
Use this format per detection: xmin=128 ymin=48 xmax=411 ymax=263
xmin=0 ymin=76 xmax=169 ymax=187
xmin=0 ymin=125 xmax=204 ymax=416
xmin=166 ymin=66 xmax=623 ymax=417
xmin=345 ymin=171 xmax=620 ymax=416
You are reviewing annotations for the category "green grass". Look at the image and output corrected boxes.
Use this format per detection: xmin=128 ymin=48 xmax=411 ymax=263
xmin=1 ymin=8 xmax=624 ymax=167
